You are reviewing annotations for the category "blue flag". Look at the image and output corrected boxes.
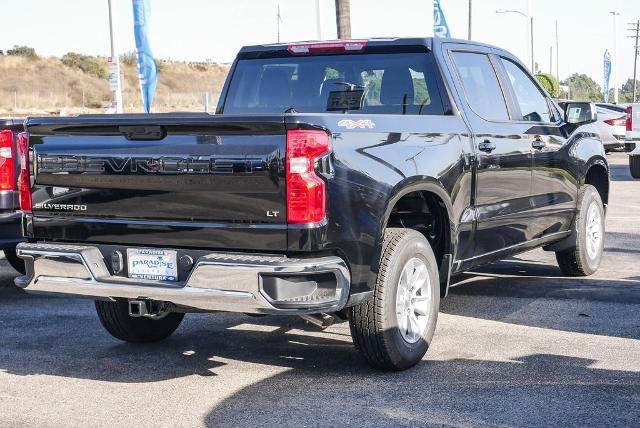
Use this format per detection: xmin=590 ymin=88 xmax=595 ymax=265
xmin=133 ymin=0 xmax=157 ymax=113
xmin=434 ymin=0 xmax=451 ymax=38
xmin=603 ymin=50 xmax=611 ymax=103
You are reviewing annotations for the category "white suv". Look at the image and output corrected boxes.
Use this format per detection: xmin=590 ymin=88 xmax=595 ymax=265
xmin=626 ymin=104 xmax=640 ymax=178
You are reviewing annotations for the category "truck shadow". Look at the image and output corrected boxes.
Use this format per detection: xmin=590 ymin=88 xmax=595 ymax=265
xmin=0 ymin=278 xmax=638 ymax=383
xmin=0 ymin=284 xmax=638 ymax=425
xmin=0 ymin=243 xmax=638 ymax=386
xmin=0 ymin=300 xmax=359 ymax=383
xmin=202 ymin=352 xmax=639 ymax=427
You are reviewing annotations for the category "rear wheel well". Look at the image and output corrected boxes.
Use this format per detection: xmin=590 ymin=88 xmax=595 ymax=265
xmin=386 ymin=191 xmax=451 ymax=281
xmin=584 ymin=164 xmax=609 ymax=205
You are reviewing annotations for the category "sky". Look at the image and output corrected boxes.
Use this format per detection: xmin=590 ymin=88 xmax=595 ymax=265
xmin=2 ymin=0 xmax=640 ymax=88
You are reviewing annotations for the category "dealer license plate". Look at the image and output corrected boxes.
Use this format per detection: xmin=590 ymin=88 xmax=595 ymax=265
xmin=127 ymin=248 xmax=178 ymax=281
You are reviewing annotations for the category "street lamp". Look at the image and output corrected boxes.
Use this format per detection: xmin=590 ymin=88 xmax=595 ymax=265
xmin=496 ymin=8 xmax=534 ymax=72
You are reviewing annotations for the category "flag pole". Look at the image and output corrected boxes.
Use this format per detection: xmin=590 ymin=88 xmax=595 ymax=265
xmin=107 ymin=0 xmax=123 ymax=113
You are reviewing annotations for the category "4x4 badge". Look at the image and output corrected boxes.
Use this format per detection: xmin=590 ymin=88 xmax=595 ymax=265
xmin=337 ymin=119 xmax=375 ymax=129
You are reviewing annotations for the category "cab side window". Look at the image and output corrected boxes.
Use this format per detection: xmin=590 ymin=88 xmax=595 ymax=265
xmin=451 ymin=51 xmax=510 ymax=121
xmin=500 ymin=58 xmax=553 ymax=123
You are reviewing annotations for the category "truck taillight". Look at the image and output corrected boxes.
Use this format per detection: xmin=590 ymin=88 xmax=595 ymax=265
xmin=627 ymin=106 xmax=633 ymax=132
xmin=16 ymin=132 xmax=31 ymax=213
xmin=0 ymin=130 xmax=15 ymax=191
xmin=604 ymin=116 xmax=627 ymax=127
xmin=286 ymin=130 xmax=330 ymax=224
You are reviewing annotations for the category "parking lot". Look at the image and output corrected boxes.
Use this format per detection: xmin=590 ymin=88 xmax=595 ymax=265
xmin=0 ymin=153 xmax=638 ymax=427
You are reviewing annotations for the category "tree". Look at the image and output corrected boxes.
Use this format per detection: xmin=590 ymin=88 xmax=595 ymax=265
xmin=335 ymin=0 xmax=351 ymax=39
xmin=6 ymin=45 xmax=37 ymax=59
xmin=561 ymin=73 xmax=602 ymax=101
xmin=536 ymin=73 xmax=560 ymax=97
xmin=606 ymin=78 xmax=640 ymax=103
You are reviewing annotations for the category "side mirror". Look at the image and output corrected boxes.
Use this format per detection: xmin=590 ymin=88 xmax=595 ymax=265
xmin=564 ymin=102 xmax=597 ymax=125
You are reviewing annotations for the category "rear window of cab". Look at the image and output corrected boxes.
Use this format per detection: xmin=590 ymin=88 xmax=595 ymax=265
xmin=222 ymin=53 xmax=445 ymax=116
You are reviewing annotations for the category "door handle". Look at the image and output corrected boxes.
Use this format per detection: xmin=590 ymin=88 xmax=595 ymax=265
xmin=532 ymin=138 xmax=546 ymax=150
xmin=478 ymin=140 xmax=496 ymax=153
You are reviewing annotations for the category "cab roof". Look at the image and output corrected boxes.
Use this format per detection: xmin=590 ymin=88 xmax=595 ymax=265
xmin=237 ymin=37 xmax=504 ymax=59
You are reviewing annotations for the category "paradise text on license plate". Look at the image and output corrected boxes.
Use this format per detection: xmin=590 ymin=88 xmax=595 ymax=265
xmin=127 ymin=248 xmax=178 ymax=281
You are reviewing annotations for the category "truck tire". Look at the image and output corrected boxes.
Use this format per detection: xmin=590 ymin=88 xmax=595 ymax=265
xmin=556 ymin=184 xmax=605 ymax=276
xmin=630 ymin=155 xmax=640 ymax=179
xmin=95 ymin=300 xmax=184 ymax=343
xmin=349 ymin=228 xmax=440 ymax=370
xmin=3 ymin=249 xmax=25 ymax=274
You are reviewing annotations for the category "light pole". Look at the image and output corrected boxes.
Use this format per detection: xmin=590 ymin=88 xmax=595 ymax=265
xmin=315 ymin=0 xmax=322 ymax=40
xmin=468 ymin=0 xmax=472 ymax=40
xmin=610 ymin=11 xmax=620 ymax=103
xmin=277 ymin=4 xmax=282 ymax=43
xmin=526 ymin=0 xmax=532 ymax=70
xmin=556 ymin=20 xmax=560 ymax=85
xmin=496 ymin=7 xmax=534 ymax=72
xmin=107 ymin=0 xmax=123 ymax=113
xmin=630 ymin=20 xmax=640 ymax=102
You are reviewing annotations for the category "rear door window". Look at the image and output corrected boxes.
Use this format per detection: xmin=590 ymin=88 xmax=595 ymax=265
xmin=451 ymin=51 xmax=509 ymax=121
xmin=223 ymin=53 xmax=444 ymax=115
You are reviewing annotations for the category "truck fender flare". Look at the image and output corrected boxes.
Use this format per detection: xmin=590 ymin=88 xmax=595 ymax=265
xmin=544 ymin=155 xmax=609 ymax=253
xmin=582 ymin=156 xmax=609 ymax=183
xmin=582 ymin=155 xmax=610 ymax=207
xmin=373 ymin=177 xmax=456 ymax=296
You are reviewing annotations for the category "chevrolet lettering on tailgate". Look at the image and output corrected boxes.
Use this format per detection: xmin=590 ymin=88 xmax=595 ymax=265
xmin=37 ymin=155 xmax=267 ymax=175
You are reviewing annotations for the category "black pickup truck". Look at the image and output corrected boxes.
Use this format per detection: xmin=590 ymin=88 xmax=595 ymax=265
xmin=15 ymin=38 xmax=609 ymax=370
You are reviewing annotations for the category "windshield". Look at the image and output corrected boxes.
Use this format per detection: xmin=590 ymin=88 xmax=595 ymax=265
xmin=221 ymin=53 xmax=444 ymax=115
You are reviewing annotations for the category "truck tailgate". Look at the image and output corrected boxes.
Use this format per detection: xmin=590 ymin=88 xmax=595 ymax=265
xmin=25 ymin=114 xmax=287 ymax=251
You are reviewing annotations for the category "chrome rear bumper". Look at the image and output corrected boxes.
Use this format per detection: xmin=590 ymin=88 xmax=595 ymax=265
xmin=15 ymin=242 xmax=351 ymax=314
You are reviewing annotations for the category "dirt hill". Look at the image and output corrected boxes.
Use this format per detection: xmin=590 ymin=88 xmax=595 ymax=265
xmin=0 ymin=53 xmax=230 ymax=116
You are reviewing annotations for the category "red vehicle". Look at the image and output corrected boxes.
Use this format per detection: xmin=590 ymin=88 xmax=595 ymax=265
xmin=0 ymin=119 xmax=26 ymax=273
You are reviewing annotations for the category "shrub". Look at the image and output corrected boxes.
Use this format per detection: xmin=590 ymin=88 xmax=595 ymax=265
xmin=120 ymin=51 xmax=137 ymax=66
xmin=155 ymin=59 xmax=165 ymax=73
xmin=191 ymin=63 xmax=208 ymax=72
xmin=6 ymin=45 xmax=37 ymax=59
xmin=536 ymin=73 xmax=560 ymax=98
xmin=61 ymin=52 xmax=107 ymax=79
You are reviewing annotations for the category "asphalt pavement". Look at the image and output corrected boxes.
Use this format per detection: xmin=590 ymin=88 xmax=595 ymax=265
xmin=0 ymin=153 xmax=638 ymax=427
